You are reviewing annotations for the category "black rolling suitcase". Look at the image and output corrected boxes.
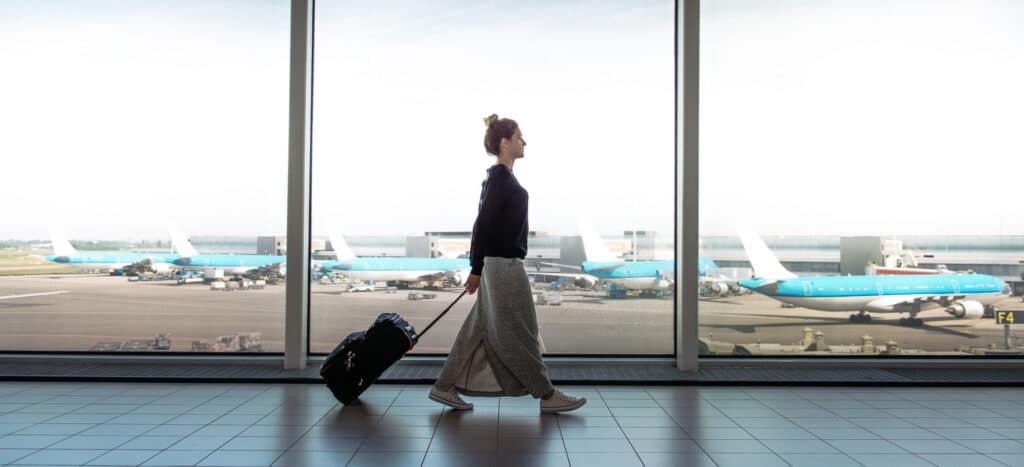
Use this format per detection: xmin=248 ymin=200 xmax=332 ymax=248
xmin=320 ymin=290 xmax=467 ymax=404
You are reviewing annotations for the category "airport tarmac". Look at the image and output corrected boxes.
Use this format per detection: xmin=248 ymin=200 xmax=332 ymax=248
xmin=0 ymin=274 xmax=1018 ymax=355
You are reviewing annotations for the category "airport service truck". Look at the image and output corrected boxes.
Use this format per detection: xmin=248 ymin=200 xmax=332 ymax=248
xmin=175 ymin=270 xmax=204 ymax=285
xmin=128 ymin=272 xmax=173 ymax=282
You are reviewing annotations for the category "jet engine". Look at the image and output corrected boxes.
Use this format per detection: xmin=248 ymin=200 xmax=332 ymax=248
xmin=574 ymin=275 xmax=598 ymax=289
xmin=946 ymin=300 xmax=984 ymax=319
xmin=701 ymin=280 xmax=730 ymax=297
xmin=152 ymin=262 xmax=171 ymax=273
xmin=447 ymin=271 xmax=466 ymax=287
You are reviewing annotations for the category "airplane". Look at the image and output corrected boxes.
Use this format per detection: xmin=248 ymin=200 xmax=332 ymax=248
xmin=737 ymin=231 xmax=1011 ymax=326
xmin=43 ymin=229 xmax=178 ymax=273
xmin=544 ymin=222 xmax=730 ymax=296
xmin=169 ymin=227 xmax=286 ymax=276
xmin=321 ymin=234 xmax=472 ymax=287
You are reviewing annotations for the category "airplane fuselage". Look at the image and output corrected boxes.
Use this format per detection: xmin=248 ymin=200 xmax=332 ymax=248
xmin=45 ymin=253 xmax=179 ymax=271
xmin=172 ymin=254 xmax=284 ymax=275
xmin=740 ymin=274 xmax=1010 ymax=313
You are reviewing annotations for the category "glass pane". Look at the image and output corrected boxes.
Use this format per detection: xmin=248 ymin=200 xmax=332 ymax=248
xmin=0 ymin=1 xmax=290 ymax=352
xmin=699 ymin=0 xmax=1024 ymax=357
xmin=311 ymin=0 xmax=676 ymax=355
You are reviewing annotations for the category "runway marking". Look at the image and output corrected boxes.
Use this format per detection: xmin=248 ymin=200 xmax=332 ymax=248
xmin=0 ymin=291 xmax=70 ymax=300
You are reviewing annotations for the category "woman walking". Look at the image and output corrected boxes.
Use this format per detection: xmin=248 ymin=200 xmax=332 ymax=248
xmin=429 ymin=114 xmax=586 ymax=413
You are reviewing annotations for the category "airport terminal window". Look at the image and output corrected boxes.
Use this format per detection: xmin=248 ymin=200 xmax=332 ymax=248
xmin=309 ymin=0 xmax=676 ymax=355
xmin=0 ymin=1 xmax=290 ymax=352
xmin=698 ymin=0 xmax=1024 ymax=357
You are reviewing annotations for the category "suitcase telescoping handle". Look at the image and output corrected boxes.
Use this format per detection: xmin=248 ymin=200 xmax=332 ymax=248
xmin=417 ymin=290 xmax=468 ymax=339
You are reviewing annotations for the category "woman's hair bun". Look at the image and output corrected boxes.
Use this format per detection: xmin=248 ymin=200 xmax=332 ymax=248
xmin=483 ymin=114 xmax=499 ymax=128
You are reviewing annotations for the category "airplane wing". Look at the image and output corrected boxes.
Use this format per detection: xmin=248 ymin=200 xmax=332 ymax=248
xmin=526 ymin=271 xmax=599 ymax=288
xmin=539 ymin=262 xmax=582 ymax=271
xmin=413 ymin=269 xmax=470 ymax=284
xmin=410 ymin=266 xmax=473 ymax=284
xmin=527 ymin=271 xmax=599 ymax=281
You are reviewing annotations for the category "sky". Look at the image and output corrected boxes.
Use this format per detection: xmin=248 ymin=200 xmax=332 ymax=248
xmin=0 ymin=0 xmax=1021 ymax=241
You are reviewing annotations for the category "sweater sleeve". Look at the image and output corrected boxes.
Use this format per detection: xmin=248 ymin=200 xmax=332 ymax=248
xmin=469 ymin=169 xmax=510 ymax=275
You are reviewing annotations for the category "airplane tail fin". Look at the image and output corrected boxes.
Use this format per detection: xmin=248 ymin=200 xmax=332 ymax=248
xmin=168 ymin=223 xmax=199 ymax=258
xmin=48 ymin=228 xmax=78 ymax=257
xmin=578 ymin=219 xmax=616 ymax=262
xmin=737 ymin=230 xmax=797 ymax=280
xmin=329 ymin=233 xmax=356 ymax=261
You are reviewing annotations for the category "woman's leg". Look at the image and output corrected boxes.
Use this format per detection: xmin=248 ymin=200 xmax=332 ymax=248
xmin=482 ymin=260 xmax=554 ymax=398
xmin=433 ymin=300 xmax=481 ymax=392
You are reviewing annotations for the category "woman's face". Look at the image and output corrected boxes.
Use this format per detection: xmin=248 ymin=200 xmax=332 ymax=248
xmin=504 ymin=129 xmax=527 ymax=158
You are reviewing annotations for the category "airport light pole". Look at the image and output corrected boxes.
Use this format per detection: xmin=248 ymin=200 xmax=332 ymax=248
xmin=285 ymin=0 xmax=314 ymax=370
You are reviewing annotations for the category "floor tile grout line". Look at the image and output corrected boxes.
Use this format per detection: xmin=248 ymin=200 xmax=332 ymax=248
xmin=335 ymin=387 xmax=431 ymax=467
xmin=696 ymin=392 xmax=791 ymax=466
xmin=3 ymin=448 xmax=41 ymax=466
xmin=553 ymin=409 xmax=570 ymax=466
xmin=599 ymin=389 xmax=647 ymax=467
xmin=782 ymin=398 xmax=978 ymax=466
xmin=413 ymin=387 xmax=442 ymax=467
xmin=3 ymin=385 xmax=1024 ymax=466
xmin=980 ymin=452 xmax=1016 ymax=467
xmin=745 ymin=391 xmax=908 ymax=466
xmin=133 ymin=384 xmax=255 ymax=467
xmin=647 ymin=390 xmax=724 ymax=466
xmin=256 ymin=397 xmax=330 ymax=467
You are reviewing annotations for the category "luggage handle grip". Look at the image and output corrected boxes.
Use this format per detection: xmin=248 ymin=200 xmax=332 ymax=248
xmin=418 ymin=289 xmax=467 ymax=339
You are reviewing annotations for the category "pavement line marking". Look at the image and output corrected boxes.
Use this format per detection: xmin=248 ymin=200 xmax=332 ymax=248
xmin=0 ymin=291 xmax=70 ymax=300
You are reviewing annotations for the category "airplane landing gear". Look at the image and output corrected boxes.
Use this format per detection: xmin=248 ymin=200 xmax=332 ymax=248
xmin=898 ymin=317 xmax=924 ymax=327
xmin=849 ymin=312 xmax=872 ymax=323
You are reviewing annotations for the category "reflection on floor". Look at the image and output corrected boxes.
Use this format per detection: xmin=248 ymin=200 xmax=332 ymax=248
xmin=0 ymin=382 xmax=1022 ymax=466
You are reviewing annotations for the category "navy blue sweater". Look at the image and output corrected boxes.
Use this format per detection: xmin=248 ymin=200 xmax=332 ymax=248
xmin=469 ymin=164 xmax=528 ymax=276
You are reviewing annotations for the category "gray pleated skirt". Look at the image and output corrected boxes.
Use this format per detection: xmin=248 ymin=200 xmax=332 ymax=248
xmin=434 ymin=257 xmax=554 ymax=398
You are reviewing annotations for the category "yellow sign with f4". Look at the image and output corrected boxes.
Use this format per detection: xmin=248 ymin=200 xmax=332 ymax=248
xmin=996 ymin=310 xmax=1016 ymax=325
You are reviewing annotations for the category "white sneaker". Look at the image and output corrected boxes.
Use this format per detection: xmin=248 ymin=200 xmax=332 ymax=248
xmin=540 ymin=389 xmax=587 ymax=413
xmin=429 ymin=386 xmax=474 ymax=410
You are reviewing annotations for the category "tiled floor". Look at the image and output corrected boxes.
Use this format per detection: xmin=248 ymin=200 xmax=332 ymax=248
xmin=0 ymin=383 xmax=1021 ymax=466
